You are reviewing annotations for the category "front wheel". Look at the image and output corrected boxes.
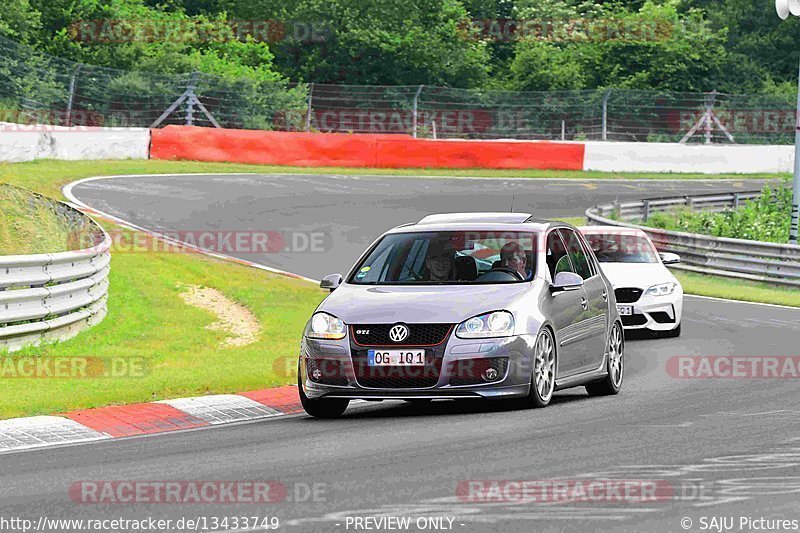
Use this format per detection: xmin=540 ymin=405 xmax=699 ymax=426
xmin=586 ymin=321 xmax=624 ymax=396
xmin=521 ymin=328 xmax=556 ymax=408
xmin=298 ymin=361 xmax=350 ymax=418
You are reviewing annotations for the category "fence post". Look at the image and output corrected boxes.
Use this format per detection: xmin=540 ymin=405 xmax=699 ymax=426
xmin=306 ymin=83 xmax=314 ymax=132
xmin=704 ymin=91 xmax=718 ymax=145
xmin=185 ymin=71 xmax=199 ymax=126
xmin=412 ymin=85 xmax=424 ymax=138
xmin=791 ymin=57 xmax=800 ymax=244
xmin=643 ymin=200 xmax=650 ymax=222
xmin=65 ymin=64 xmax=82 ymax=127
xmin=733 ymin=192 xmax=740 ymax=209
xmin=601 ymin=88 xmax=611 ymax=141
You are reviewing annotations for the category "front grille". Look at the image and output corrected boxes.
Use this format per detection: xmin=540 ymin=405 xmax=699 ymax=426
xmin=448 ymin=357 xmax=509 ymax=386
xmin=351 ymin=324 xmax=452 ymax=346
xmin=621 ymin=314 xmax=648 ymax=326
xmin=350 ymin=323 xmax=451 ymax=388
xmin=306 ymin=358 xmax=349 ymax=386
xmin=615 ymin=288 xmax=643 ymax=304
xmin=351 ymin=349 xmax=443 ymax=388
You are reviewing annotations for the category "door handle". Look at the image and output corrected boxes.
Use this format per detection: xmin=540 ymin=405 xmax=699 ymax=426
xmin=580 ymin=297 xmax=588 ymax=310
xmin=602 ymin=290 xmax=608 ymax=301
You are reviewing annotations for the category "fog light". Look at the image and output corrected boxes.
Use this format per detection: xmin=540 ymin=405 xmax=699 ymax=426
xmin=311 ymin=368 xmax=323 ymax=381
xmin=482 ymin=367 xmax=499 ymax=382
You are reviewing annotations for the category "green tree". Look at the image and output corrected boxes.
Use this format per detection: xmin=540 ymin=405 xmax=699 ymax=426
xmin=507 ymin=0 xmax=727 ymax=92
xmin=0 ymin=0 xmax=41 ymax=42
xmin=226 ymin=0 xmax=491 ymax=86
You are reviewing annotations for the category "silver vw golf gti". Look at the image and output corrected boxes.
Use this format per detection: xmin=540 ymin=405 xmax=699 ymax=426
xmin=298 ymin=213 xmax=624 ymax=418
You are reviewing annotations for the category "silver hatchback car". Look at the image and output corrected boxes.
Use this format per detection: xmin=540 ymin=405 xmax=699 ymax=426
xmin=298 ymin=213 xmax=624 ymax=418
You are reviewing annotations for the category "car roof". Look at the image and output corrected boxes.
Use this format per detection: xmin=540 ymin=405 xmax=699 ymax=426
xmin=387 ymin=213 xmax=568 ymax=234
xmin=578 ymin=225 xmax=650 ymax=237
xmin=417 ymin=212 xmax=534 ymax=225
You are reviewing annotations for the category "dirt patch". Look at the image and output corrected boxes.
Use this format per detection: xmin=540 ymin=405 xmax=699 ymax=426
xmin=179 ymin=285 xmax=260 ymax=347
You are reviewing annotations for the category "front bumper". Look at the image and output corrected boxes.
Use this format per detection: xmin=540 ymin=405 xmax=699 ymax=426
xmin=300 ymin=333 xmax=536 ymax=401
xmin=616 ymin=289 xmax=683 ymax=331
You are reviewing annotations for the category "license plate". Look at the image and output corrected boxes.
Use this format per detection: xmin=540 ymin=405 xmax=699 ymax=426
xmin=368 ymin=350 xmax=425 ymax=366
xmin=617 ymin=305 xmax=633 ymax=316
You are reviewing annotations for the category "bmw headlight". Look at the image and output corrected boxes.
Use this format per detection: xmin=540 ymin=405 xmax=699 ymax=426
xmin=645 ymin=282 xmax=677 ymax=297
xmin=456 ymin=311 xmax=515 ymax=339
xmin=307 ymin=312 xmax=346 ymax=340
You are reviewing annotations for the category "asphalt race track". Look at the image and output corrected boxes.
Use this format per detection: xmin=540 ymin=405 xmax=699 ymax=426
xmin=2 ymin=174 xmax=799 ymax=533
xmin=67 ymin=174 xmax=778 ymax=280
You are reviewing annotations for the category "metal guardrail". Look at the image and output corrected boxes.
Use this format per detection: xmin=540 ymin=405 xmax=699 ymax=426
xmin=585 ymin=190 xmax=800 ymax=288
xmin=0 ymin=194 xmax=110 ymax=352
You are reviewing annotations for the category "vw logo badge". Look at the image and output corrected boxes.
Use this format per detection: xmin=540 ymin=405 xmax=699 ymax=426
xmin=389 ymin=324 xmax=409 ymax=343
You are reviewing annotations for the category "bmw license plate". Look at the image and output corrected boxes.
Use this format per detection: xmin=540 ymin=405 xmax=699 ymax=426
xmin=368 ymin=350 xmax=425 ymax=366
xmin=617 ymin=305 xmax=633 ymax=316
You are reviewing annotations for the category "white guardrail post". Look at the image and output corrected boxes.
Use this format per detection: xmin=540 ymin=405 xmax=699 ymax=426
xmin=586 ymin=190 xmax=800 ymax=288
xmin=0 ymin=196 xmax=110 ymax=352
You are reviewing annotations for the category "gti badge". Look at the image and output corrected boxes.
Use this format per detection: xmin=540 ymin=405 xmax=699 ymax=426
xmin=389 ymin=324 xmax=409 ymax=343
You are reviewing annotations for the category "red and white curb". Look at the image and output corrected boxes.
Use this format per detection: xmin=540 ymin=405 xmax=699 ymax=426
xmin=0 ymin=386 xmax=304 ymax=454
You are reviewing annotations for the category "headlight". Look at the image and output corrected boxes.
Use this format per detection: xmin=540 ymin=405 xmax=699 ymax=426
xmin=645 ymin=282 xmax=677 ymax=297
xmin=307 ymin=312 xmax=346 ymax=340
xmin=456 ymin=311 xmax=515 ymax=339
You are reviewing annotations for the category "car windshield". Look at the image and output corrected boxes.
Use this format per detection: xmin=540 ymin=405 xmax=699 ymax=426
xmin=349 ymin=231 xmax=537 ymax=285
xmin=584 ymin=233 xmax=659 ymax=264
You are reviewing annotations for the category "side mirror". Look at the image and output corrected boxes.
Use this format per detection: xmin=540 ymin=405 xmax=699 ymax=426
xmin=550 ymin=271 xmax=584 ymax=293
xmin=659 ymin=252 xmax=681 ymax=265
xmin=320 ymin=273 xmax=343 ymax=292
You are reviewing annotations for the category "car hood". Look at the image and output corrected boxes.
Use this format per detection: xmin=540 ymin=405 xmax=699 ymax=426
xmin=598 ymin=262 xmax=676 ymax=289
xmin=318 ymin=283 xmax=530 ymax=324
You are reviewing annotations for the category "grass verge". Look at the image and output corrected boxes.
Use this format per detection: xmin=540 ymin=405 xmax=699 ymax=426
xmin=0 ymin=185 xmax=74 ymax=254
xmin=674 ymin=270 xmax=800 ymax=307
xmin=1 ymin=229 xmax=325 ymax=419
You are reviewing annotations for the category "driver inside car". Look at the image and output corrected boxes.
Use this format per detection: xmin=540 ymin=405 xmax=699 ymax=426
xmin=499 ymin=241 xmax=528 ymax=279
xmin=424 ymin=238 xmax=456 ymax=281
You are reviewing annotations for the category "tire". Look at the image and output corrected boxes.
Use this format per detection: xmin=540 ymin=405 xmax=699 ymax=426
xmin=521 ymin=327 xmax=556 ymax=408
xmin=586 ymin=321 xmax=624 ymax=397
xmin=298 ymin=361 xmax=350 ymax=419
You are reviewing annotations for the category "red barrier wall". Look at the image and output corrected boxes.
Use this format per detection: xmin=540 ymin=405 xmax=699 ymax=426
xmin=150 ymin=126 xmax=585 ymax=170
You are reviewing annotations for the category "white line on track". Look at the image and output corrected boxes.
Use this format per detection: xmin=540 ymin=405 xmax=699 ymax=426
xmin=62 ymin=174 xmax=320 ymax=284
xmin=62 ymin=171 xmax=778 ymax=184
xmin=684 ymin=294 xmax=800 ymax=311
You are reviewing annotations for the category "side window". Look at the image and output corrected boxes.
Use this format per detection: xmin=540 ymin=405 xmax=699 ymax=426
xmin=559 ymin=229 xmax=593 ymax=281
xmin=546 ymin=231 xmax=572 ymax=280
xmin=576 ymin=233 xmax=598 ymax=277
